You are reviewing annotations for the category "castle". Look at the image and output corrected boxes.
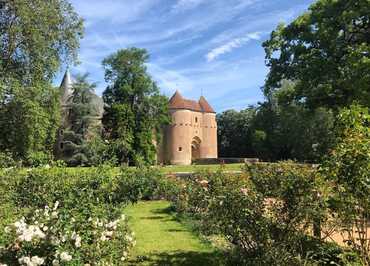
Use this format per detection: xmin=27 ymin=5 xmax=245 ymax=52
xmin=157 ymin=91 xmax=218 ymax=165
xmin=58 ymin=71 xmax=218 ymax=165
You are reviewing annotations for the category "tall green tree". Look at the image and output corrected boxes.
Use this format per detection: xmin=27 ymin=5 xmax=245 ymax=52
xmin=0 ymin=0 xmax=83 ymax=83
xmin=217 ymin=81 xmax=335 ymax=162
xmin=0 ymin=0 xmax=83 ymax=161
xmin=102 ymin=48 xmax=169 ymax=165
xmin=217 ymin=108 xmax=257 ymax=158
xmin=60 ymin=74 xmax=104 ymax=166
xmin=0 ymin=81 xmax=60 ymax=159
xmin=263 ymin=0 xmax=370 ymax=109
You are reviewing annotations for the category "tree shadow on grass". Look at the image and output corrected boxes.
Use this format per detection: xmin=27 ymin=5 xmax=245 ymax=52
xmin=150 ymin=205 xmax=176 ymax=215
xmin=128 ymin=250 xmax=227 ymax=266
xmin=141 ymin=215 xmax=167 ymax=220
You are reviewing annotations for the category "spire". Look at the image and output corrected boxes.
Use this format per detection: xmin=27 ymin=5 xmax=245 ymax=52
xmin=60 ymin=68 xmax=73 ymax=105
xmin=169 ymin=90 xmax=185 ymax=109
xmin=199 ymin=96 xmax=215 ymax=113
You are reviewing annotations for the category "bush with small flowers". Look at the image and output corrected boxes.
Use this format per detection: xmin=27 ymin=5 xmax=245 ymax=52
xmin=0 ymin=166 xmax=148 ymax=265
xmin=0 ymin=200 xmax=135 ymax=265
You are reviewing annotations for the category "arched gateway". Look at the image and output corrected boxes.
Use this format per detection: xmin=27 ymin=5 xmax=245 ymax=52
xmin=191 ymin=136 xmax=201 ymax=161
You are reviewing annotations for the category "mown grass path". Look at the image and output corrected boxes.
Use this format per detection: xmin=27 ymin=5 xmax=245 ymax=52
xmin=124 ymin=201 xmax=225 ymax=266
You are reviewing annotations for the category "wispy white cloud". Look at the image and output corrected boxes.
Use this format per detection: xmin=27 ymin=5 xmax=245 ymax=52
xmin=172 ymin=0 xmax=206 ymax=12
xmin=58 ymin=0 xmax=313 ymax=111
xmin=71 ymin=0 xmax=159 ymax=24
xmin=146 ymin=63 xmax=196 ymax=95
xmin=206 ymin=32 xmax=262 ymax=62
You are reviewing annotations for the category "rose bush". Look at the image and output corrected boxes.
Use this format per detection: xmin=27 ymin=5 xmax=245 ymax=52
xmin=1 ymin=202 xmax=133 ymax=265
xmin=0 ymin=166 xmax=158 ymax=265
xmin=164 ymin=164 xmax=361 ymax=265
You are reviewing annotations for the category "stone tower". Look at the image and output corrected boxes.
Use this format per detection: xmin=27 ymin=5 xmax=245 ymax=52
xmin=158 ymin=91 xmax=218 ymax=165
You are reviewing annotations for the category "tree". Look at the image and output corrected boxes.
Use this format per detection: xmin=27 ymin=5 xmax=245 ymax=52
xmin=0 ymin=0 xmax=83 ymax=162
xmin=0 ymin=81 xmax=60 ymax=160
xmin=0 ymin=0 xmax=83 ymax=83
xmin=253 ymin=92 xmax=335 ymax=162
xmin=60 ymin=74 xmax=104 ymax=166
xmin=216 ymin=81 xmax=335 ymax=162
xmin=102 ymin=48 xmax=169 ymax=165
xmin=217 ymin=108 xmax=257 ymax=158
xmin=263 ymin=0 xmax=370 ymax=109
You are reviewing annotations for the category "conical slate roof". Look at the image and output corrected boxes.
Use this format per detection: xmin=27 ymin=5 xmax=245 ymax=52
xmin=60 ymin=69 xmax=73 ymax=105
xmin=168 ymin=90 xmax=215 ymax=113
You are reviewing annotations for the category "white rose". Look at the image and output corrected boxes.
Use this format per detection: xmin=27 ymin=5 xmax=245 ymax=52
xmin=75 ymin=235 xmax=81 ymax=248
xmin=31 ymin=256 xmax=45 ymax=265
xmin=60 ymin=252 xmax=72 ymax=262
xmin=18 ymin=256 xmax=31 ymax=265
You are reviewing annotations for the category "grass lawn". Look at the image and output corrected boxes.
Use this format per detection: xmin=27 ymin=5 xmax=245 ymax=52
xmin=0 ymin=163 xmax=244 ymax=176
xmin=124 ymin=201 xmax=226 ymax=265
xmin=159 ymin=163 xmax=244 ymax=174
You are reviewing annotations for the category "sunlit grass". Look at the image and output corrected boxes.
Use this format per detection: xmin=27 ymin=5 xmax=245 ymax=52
xmin=124 ymin=201 xmax=226 ymax=265
xmin=159 ymin=163 xmax=244 ymax=174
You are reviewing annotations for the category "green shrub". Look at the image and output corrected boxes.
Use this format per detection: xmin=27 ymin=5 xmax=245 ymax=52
xmin=167 ymin=164 xmax=356 ymax=265
xmin=321 ymin=104 xmax=370 ymax=265
xmin=245 ymin=162 xmax=328 ymax=238
xmin=114 ymin=167 xmax=174 ymax=202
xmin=0 ymin=151 xmax=17 ymax=168
xmin=0 ymin=202 xmax=134 ymax=265
xmin=0 ymin=166 xmax=159 ymax=264
xmin=25 ymin=152 xmax=53 ymax=167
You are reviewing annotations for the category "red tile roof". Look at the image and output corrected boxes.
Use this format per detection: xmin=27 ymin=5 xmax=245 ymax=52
xmin=169 ymin=90 xmax=215 ymax=113
xmin=199 ymin=96 xmax=215 ymax=113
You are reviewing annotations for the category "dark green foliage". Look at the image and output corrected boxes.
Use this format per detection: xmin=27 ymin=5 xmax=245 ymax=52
xmin=0 ymin=151 xmax=16 ymax=168
xmin=0 ymin=82 xmax=61 ymax=160
xmin=102 ymin=48 xmax=170 ymax=166
xmin=217 ymin=91 xmax=335 ymax=162
xmin=263 ymin=0 xmax=370 ymax=109
xmin=321 ymin=104 xmax=370 ymax=264
xmin=113 ymin=167 xmax=167 ymax=203
xmin=60 ymin=74 xmax=106 ymax=166
xmin=25 ymin=151 xmax=53 ymax=167
xmin=217 ymin=108 xmax=257 ymax=158
xmin=0 ymin=0 xmax=83 ymax=163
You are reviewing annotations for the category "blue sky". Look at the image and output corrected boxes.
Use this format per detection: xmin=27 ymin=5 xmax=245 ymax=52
xmin=57 ymin=0 xmax=314 ymax=112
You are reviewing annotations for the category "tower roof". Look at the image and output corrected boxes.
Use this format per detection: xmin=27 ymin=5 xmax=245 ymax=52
xmin=168 ymin=90 xmax=215 ymax=113
xmin=60 ymin=69 xmax=74 ymax=105
xmin=199 ymin=96 xmax=215 ymax=113
xmin=60 ymin=69 xmax=73 ymax=91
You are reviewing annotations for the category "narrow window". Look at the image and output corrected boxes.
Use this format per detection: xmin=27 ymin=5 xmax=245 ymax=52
xmin=60 ymin=142 xmax=64 ymax=150
xmin=178 ymin=147 xmax=182 ymax=152
xmin=195 ymin=117 xmax=198 ymax=123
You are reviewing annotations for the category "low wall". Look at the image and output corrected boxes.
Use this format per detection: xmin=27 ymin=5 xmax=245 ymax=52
xmin=194 ymin=157 xmax=259 ymax=165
